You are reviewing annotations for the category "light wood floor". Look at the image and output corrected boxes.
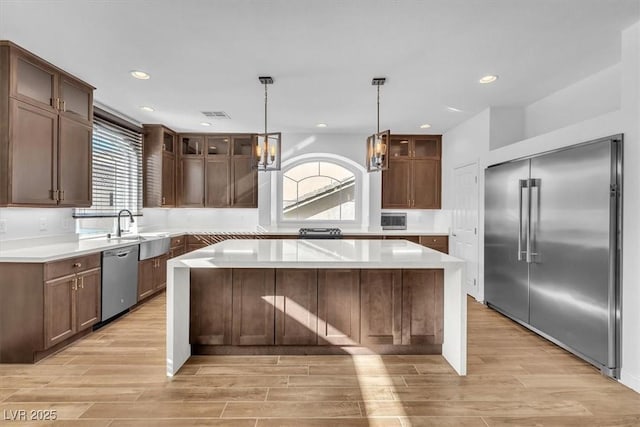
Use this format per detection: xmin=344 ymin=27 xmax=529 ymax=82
xmin=2 ymin=294 xmax=639 ymax=426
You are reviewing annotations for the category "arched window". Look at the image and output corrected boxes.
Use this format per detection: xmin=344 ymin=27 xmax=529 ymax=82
xmin=280 ymin=159 xmax=361 ymax=223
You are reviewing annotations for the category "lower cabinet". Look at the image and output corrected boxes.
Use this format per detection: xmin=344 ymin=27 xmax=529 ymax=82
xmin=169 ymin=235 xmax=187 ymax=258
xmin=188 ymin=267 xmax=444 ymax=350
xmin=360 ymin=270 xmax=403 ymax=345
xmin=44 ymin=275 xmax=76 ymax=347
xmin=232 ymin=269 xmax=275 ymax=345
xmin=275 ymin=269 xmax=318 ymax=345
xmin=360 ymin=269 xmax=444 ymax=345
xmin=44 ymin=266 xmax=101 ymax=349
xmin=401 ymin=269 xmax=444 ymax=344
xmin=317 ymin=269 xmax=360 ymax=345
xmin=419 ymin=235 xmax=449 ymax=254
xmin=137 ymin=254 xmax=169 ymax=301
xmin=190 ymin=269 xmax=232 ymax=345
xmin=75 ymin=268 xmax=102 ymax=331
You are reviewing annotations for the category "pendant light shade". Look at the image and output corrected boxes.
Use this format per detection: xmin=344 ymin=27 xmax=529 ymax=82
xmin=366 ymin=77 xmax=390 ymax=172
xmin=255 ymin=76 xmax=281 ymax=171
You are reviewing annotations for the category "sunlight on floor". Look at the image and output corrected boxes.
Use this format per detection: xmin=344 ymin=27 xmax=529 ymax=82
xmin=349 ymin=353 xmax=410 ymax=425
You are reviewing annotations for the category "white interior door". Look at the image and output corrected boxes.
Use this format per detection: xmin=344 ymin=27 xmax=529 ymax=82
xmin=452 ymin=162 xmax=479 ymax=299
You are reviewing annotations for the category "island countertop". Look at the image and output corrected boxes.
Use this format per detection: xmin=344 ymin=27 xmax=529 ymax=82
xmin=169 ymin=238 xmax=463 ymax=270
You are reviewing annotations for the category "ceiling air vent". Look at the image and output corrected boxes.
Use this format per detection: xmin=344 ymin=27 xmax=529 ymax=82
xmin=202 ymin=111 xmax=231 ymax=119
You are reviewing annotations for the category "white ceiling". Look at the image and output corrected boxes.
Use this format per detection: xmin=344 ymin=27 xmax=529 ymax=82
xmin=1 ymin=0 xmax=638 ymax=135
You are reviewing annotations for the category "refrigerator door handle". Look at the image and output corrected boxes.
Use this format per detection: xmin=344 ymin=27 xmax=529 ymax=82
xmin=528 ymin=178 xmax=541 ymax=263
xmin=518 ymin=179 xmax=529 ymax=261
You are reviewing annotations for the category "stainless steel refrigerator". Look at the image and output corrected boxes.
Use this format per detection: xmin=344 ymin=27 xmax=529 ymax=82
xmin=484 ymin=135 xmax=622 ymax=378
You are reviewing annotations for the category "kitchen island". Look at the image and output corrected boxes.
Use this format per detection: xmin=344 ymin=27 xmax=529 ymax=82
xmin=166 ymin=239 xmax=466 ymax=376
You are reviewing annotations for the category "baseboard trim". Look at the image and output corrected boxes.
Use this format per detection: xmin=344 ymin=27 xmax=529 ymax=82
xmin=193 ymin=344 xmax=442 ymax=356
xmin=620 ymin=369 xmax=640 ymax=393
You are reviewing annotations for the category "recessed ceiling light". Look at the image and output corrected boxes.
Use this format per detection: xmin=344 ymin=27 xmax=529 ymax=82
xmin=140 ymin=106 xmax=154 ymax=112
xmin=419 ymin=124 xmax=432 ymax=129
xmin=200 ymin=122 xmax=212 ymax=127
xmin=130 ymin=70 xmax=150 ymax=80
xmin=446 ymin=106 xmax=464 ymax=112
xmin=316 ymin=123 xmax=328 ymax=128
xmin=479 ymin=75 xmax=498 ymax=84
xmin=400 ymin=140 xmax=409 ymax=144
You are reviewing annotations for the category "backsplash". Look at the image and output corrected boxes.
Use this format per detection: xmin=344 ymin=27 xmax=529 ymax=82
xmin=0 ymin=207 xmax=448 ymax=243
xmin=141 ymin=208 xmax=260 ymax=231
xmin=0 ymin=208 xmax=76 ymax=242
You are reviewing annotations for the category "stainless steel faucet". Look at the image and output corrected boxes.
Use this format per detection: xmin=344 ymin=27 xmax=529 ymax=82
xmin=116 ymin=209 xmax=135 ymax=237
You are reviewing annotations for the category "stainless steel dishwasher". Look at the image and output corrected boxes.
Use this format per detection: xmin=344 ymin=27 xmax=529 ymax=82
xmin=101 ymin=245 xmax=139 ymax=321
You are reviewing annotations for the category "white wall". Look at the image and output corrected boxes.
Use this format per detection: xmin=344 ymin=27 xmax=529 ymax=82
xmin=524 ymin=64 xmax=621 ymax=139
xmin=442 ymin=109 xmax=491 ymax=210
xmin=489 ymin=107 xmax=525 ymax=150
xmin=620 ymin=21 xmax=640 ymax=393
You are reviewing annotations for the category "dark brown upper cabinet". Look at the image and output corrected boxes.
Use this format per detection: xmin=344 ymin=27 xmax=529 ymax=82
xmin=143 ymin=125 xmax=176 ymax=207
xmin=177 ymin=134 xmax=205 ymax=207
xmin=205 ymin=136 xmax=231 ymax=207
xmin=181 ymin=134 xmax=204 ymax=157
xmin=0 ymin=41 xmax=94 ymax=207
xmin=230 ymin=135 xmax=257 ymax=208
xmin=176 ymin=133 xmax=257 ymax=208
xmin=382 ymin=134 xmax=441 ymax=209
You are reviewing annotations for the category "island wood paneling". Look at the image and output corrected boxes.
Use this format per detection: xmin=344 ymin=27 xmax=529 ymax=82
xmin=402 ymin=269 xmax=444 ymax=344
xmin=232 ymin=269 xmax=275 ymax=345
xmin=317 ymin=269 xmax=360 ymax=345
xmin=275 ymin=269 xmax=318 ymax=345
xmin=360 ymin=269 xmax=403 ymax=345
xmin=190 ymin=268 xmax=232 ymax=345
xmin=189 ymin=267 xmax=446 ymax=354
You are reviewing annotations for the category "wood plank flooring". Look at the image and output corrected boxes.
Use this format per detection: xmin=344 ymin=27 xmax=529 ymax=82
xmin=1 ymin=293 xmax=639 ymax=426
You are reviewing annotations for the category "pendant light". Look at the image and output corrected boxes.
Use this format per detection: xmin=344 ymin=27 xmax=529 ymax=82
xmin=255 ymin=76 xmax=281 ymax=171
xmin=366 ymin=77 xmax=390 ymax=172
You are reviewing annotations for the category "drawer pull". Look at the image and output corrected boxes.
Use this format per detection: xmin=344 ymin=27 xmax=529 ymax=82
xmin=73 ymin=262 xmax=82 ymax=268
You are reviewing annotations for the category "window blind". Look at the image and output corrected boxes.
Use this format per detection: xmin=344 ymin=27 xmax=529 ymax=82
xmin=73 ymin=116 xmax=143 ymax=217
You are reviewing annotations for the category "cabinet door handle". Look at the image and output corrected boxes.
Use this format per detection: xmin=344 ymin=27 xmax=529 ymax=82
xmin=61 ymin=100 xmax=66 ymax=112
xmin=79 ymin=277 xmax=84 ymax=289
xmin=162 ymin=197 xmax=165 ymax=205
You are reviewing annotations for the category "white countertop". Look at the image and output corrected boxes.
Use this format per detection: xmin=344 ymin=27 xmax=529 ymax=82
xmin=0 ymin=229 xmax=449 ymax=263
xmin=0 ymin=234 xmax=169 ymax=263
xmin=170 ymin=239 xmax=463 ymax=269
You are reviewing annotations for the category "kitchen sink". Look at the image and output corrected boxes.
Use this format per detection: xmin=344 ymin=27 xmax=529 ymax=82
xmin=140 ymin=236 xmax=170 ymax=260
xmin=105 ymin=233 xmax=171 ymax=260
